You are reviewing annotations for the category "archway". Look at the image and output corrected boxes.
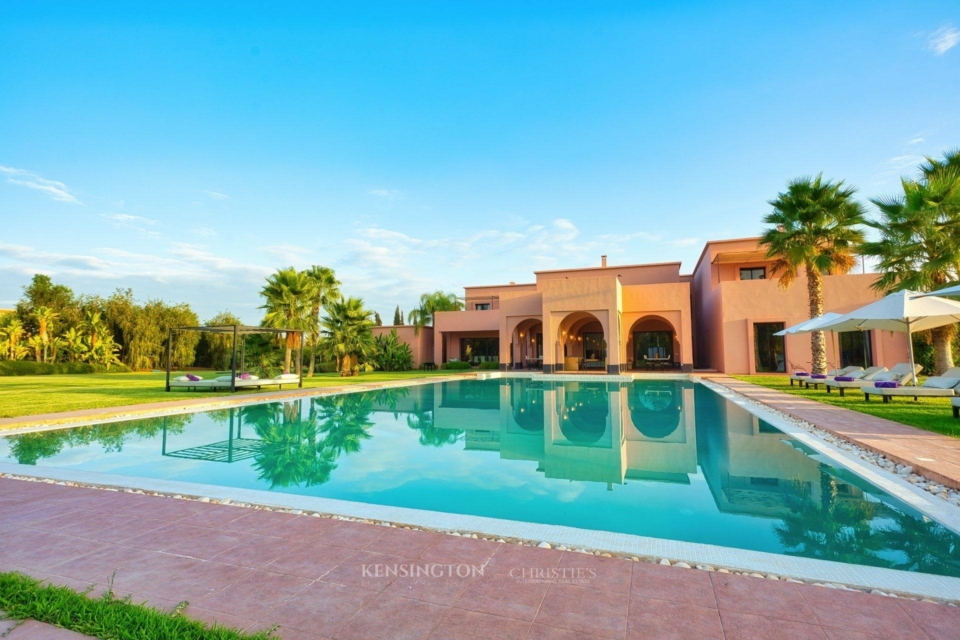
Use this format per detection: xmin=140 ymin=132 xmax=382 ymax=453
xmin=513 ymin=318 xmax=543 ymax=369
xmin=557 ymin=312 xmax=605 ymax=372
xmin=628 ymin=315 xmax=680 ymax=370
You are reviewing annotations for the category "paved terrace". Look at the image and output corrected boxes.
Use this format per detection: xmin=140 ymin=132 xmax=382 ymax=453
xmin=709 ymin=376 xmax=960 ymax=490
xmin=1 ymin=478 xmax=957 ymax=640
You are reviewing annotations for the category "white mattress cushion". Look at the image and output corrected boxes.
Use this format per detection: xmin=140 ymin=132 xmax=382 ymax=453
xmin=922 ymin=376 xmax=960 ymax=389
xmin=873 ymin=372 xmax=900 ymax=382
xmin=173 ymin=376 xmax=191 ymax=382
xmin=278 ymin=373 xmax=299 ymax=380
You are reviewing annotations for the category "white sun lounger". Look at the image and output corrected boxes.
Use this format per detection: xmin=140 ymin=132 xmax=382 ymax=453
xmin=169 ymin=374 xmax=301 ymax=391
xmin=822 ymin=366 xmax=888 ymax=396
xmin=789 ymin=365 xmax=858 ymax=387
xmin=804 ymin=366 xmax=864 ymax=390
xmin=863 ymin=365 xmax=960 ymax=402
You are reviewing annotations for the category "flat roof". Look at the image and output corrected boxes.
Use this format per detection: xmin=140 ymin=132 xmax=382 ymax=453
xmin=692 ymin=236 xmax=762 ymax=276
xmin=533 ymin=260 xmax=682 ymax=275
xmin=464 ymin=283 xmax=536 ymax=290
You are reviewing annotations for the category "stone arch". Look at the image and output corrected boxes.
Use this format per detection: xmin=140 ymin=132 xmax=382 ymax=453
xmin=627 ymin=314 xmax=680 ymax=370
xmin=556 ymin=311 xmax=607 ymax=371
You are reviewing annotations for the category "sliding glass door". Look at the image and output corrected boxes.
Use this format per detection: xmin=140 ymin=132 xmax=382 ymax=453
xmin=754 ymin=322 xmax=785 ymax=373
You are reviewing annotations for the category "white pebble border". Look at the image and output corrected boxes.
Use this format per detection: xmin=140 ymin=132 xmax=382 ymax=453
xmin=0 ymin=471 xmax=955 ymax=608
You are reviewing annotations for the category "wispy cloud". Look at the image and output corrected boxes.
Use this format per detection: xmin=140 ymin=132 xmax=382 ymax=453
xmin=100 ymin=213 xmax=161 ymax=237
xmin=907 ymin=136 xmax=924 ymax=145
xmin=0 ymin=165 xmax=81 ymax=204
xmin=928 ymin=25 xmax=960 ymax=55
xmin=262 ymin=244 xmax=314 ymax=264
xmin=200 ymin=190 xmax=229 ymax=200
xmin=669 ymin=237 xmax=701 ymax=247
xmin=369 ymin=188 xmax=400 ymax=199
xmin=194 ymin=227 xmax=218 ymax=238
xmin=874 ymin=153 xmax=924 ymax=182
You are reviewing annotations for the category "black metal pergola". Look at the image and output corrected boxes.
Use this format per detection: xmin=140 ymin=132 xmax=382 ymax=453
xmin=165 ymin=325 xmax=304 ymax=392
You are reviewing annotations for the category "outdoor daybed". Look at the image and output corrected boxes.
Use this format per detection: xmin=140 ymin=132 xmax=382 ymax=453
xmin=804 ymin=366 xmax=864 ymax=390
xmin=863 ymin=366 xmax=960 ymax=402
xmin=169 ymin=373 xmax=301 ymax=392
xmin=822 ymin=366 xmax=888 ymax=396
xmin=789 ymin=365 xmax=859 ymax=387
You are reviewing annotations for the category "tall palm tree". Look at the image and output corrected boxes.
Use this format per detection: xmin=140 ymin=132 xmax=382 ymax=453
xmin=33 ymin=306 xmax=59 ymax=362
xmin=319 ymin=297 xmax=374 ymax=374
xmin=260 ymin=268 xmax=317 ymax=374
xmin=81 ymin=310 xmax=106 ymax=355
xmin=302 ymin=266 xmax=341 ymax=377
xmin=861 ymin=151 xmax=960 ymax=374
xmin=760 ymin=175 xmax=866 ymax=374
xmin=0 ymin=318 xmax=27 ymax=360
xmin=408 ymin=291 xmax=464 ymax=336
xmin=26 ymin=334 xmax=44 ymax=362
xmin=62 ymin=327 xmax=87 ymax=363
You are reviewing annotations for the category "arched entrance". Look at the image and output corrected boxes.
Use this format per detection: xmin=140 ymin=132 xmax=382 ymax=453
xmin=628 ymin=315 xmax=679 ymax=370
xmin=513 ymin=318 xmax=543 ymax=370
xmin=557 ymin=312 xmax=606 ymax=372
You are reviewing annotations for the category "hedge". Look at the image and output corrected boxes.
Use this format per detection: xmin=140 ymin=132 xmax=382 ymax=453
xmin=477 ymin=361 xmax=500 ymax=370
xmin=440 ymin=361 xmax=472 ymax=370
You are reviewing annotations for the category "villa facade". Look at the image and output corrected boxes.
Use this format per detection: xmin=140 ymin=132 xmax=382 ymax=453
xmin=399 ymin=237 xmax=911 ymax=375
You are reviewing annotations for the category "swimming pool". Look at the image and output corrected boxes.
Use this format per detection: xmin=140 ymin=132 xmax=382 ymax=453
xmin=2 ymin=378 xmax=959 ymax=578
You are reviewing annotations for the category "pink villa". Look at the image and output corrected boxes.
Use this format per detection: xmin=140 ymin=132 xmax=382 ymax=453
xmin=374 ymin=237 xmax=910 ymax=375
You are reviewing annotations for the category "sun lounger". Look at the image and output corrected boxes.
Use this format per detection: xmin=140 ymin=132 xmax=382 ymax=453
xmin=862 ymin=364 xmax=938 ymax=403
xmin=169 ymin=373 xmax=301 ymax=391
xmin=823 ymin=366 xmax=888 ymax=396
xmin=804 ymin=366 xmax=864 ymax=390
xmin=950 ymin=396 xmax=960 ymax=418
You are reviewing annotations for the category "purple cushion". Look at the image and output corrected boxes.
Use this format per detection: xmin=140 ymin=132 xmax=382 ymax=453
xmin=186 ymin=374 xmax=201 ymax=381
xmin=239 ymin=373 xmax=251 ymax=380
xmin=811 ymin=374 xmax=827 ymax=379
xmin=874 ymin=381 xmax=900 ymax=389
xmin=794 ymin=371 xmax=809 ymax=377
xmin=835 ymin=376 xmax=855 ymax=382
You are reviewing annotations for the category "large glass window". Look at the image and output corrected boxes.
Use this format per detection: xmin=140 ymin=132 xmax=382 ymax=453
xmin=583 ymin=332 xmax=605 ymax=361
xmin=740 ymin=267 xmax=766 ymax=280
xmin=459 ymin=337 xmax=499 ymax=365
xmin=754 ymin=322 xmax=785 ymax=372
xmin=840 ymin=331 xmax=872 ymax=369
xmin=634 ymin=331 xmax=673 ymax=366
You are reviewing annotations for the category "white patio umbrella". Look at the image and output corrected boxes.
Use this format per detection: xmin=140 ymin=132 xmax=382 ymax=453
xmin=774 ymin=312 xmax=844 ymax=371
xmin=918 ymin=284 xmax=960 ymax=298
xmin=816 ymin=290 xmax=960 ymax=385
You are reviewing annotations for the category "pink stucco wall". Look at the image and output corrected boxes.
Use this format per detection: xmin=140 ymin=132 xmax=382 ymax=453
xmin=371 ymin=325 xmax=434 ymax=367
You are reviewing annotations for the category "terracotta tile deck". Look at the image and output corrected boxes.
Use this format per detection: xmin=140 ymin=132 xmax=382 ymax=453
xmin=710 ymin=375 xmax=960 ymax=490
xmin=1 ymin=478 xmax=957 ymax=639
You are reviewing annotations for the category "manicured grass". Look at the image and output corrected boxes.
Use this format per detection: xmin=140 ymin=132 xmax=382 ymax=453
xmin=732 ymin=375 xmax=960 ymax=439
xmin=0 ymin=571 xmax=268 ymax=639
xmin=0 ymin=369 xmax=457 ymax=419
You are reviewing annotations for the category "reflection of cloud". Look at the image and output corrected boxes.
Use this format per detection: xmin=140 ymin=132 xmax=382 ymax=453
xmin=928 ymin=25 xmax=959 ymax=55
xmin=0 ymin=165 xmax=81 ymax=203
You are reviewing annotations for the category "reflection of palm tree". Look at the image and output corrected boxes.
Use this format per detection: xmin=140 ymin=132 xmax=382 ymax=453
xmin=407 ymin=408 xmax=461 ymax=447
xmin=248 ymin=401 xmax=338 ymax=488
xmin=315 ymin=394 xmax=375 ymax=455
xmin=775 ymin=470 xmax=886 ymax=568
xmin=879 ymin=511 xmax=960 ymax=577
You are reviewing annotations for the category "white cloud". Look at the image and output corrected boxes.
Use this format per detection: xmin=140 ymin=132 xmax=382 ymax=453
xmin=669 ymin=237 xmax=701 ymax=247
xmin=194 ymin=227 xmax=218 ymax=238
xmin=0 ymin=241 xmax=271 ymax=286
xmin=369 ymin=188 xmax=400 ymax=199
xmin=0 ymin=165 xmax=81 ymax=204
xmin=874 ymin=154 xmax=923 ymax=182
xmin=928 ymin=25 xmax=960 ymax=55
xmin=100 ymin=213 xmax=161 ymax=237
xmin=907 ymin=136 xmax=924 ymax=145
xmin=200 ymin=190 xmax=229 ymax=200
xmin=262 ymin=244 xmax=313 ymax=264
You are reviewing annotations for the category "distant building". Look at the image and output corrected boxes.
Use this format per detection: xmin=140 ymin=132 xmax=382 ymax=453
xmin=398 ymin=237 xmax=910 ymax=374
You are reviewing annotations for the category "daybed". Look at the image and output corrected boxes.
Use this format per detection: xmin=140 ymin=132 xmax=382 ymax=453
xmin=822 ymin=366 xmax=888 ymax=396
xmin=804 ymin=366 xmax=864 ymax=390
xmin=862 ymin=365 xmax=946 ymax=403
xmin=169 ymin=373 xmax=301 ymax=391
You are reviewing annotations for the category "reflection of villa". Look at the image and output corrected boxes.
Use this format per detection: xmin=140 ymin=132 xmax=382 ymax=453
xmin=378 ymin=237 xmax=909 ymax=373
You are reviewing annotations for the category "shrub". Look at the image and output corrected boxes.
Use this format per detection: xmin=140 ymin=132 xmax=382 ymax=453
xmin=371 ymin=329 xmax=414 ymax=371
xmin=478 ymin=361 xmax=500 ymax=370
xmin=317 ymin=361 xmax=338 ymax=373
xmin=441 ymin=360 xmax=472 ymax=370
xmin=0 ymin=361 xmax=132 ymax=376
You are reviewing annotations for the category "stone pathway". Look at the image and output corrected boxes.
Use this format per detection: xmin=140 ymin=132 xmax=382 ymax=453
xmin=1 ymin=617 xmax=94 ymax=639
xmin=1 ymin=479 xmax=957 ymax=639
xmin=710 ymin=375 xmax=960 ymax=490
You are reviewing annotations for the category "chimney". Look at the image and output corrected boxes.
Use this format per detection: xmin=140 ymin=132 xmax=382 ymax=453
xmin=601 ymin=255 xmax=608 ymax=268
xmin=509 ymin=281 xmax=515 ymax=286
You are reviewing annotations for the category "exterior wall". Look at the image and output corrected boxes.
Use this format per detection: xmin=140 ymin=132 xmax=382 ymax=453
xmin=371 ymin=325 xmax=434 ymax=367
xmin=536 ymin=262 xmax=681 ymax=286
xmin=464 ymin=283 xmax=536 ymax=311
xmin=433 ymin=309 xmax=500 ymax=364
xmin=620 ymin=282 xmax=693 ymax=370
xmin=540 ymin=275 xmax=622 ymax=373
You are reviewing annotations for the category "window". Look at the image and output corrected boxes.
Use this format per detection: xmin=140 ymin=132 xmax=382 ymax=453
xmin=740 ymin=267 xmax=766 ymax=281
xmin=583 ymin=332 xmax=605 ymax=361
xmin=840 ymin=331 xmax=873 ymax=369
xmin=475 ymin=303 xmax=490 ymax=310
xmin=460 ymin=337 xmax=499 ymax=365
xmin=754 ymin=322 xmax=785 ymax=372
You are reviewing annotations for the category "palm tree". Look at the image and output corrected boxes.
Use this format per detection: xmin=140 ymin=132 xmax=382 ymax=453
xmin=33 ymin=306 xmax=59 ymax=362
xmin=302 ymin=266 xmax=341 ymax=377
xmin=260 ymin=268 xmax=317 ymax=374
xmin=62 ymin=327 xmax=87 ymax=362
xmin=319 ymin=297 xmax=374 ymax=374
xmin=760 ymin=175 xmax=866 ymax=374
xmin=408 ymin=291 xmax=464 ymax=336
xmin=0 ymin=319 xmax=27 ymax=360
xmin=861 ymin=150 xmax=960 ymax=374
xmin=81 ymin=310 xmax=106 ymax=355
xmin=26 ymin=334 xmax=44 ymax=362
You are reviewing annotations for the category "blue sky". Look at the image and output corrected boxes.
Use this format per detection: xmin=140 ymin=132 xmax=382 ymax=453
xmin=1 ymin=2 xmax=958 ymax=323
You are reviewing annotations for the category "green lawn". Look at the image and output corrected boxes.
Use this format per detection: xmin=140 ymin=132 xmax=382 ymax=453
xmin=732 ymin=375 xmax=960 ymax=439
xmin=0 ymin=370 xmax=457 ymax=420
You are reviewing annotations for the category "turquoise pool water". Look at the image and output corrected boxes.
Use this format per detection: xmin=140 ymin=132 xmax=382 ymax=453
xmin=2 ymin=378 xmax=959 ymax=577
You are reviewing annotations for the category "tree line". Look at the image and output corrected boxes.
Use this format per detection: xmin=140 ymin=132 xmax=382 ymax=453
xmin=761 ymin=149 xmax=960 ymax=375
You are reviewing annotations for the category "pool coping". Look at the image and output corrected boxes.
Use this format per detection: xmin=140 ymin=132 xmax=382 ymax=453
xmin=3 ymin=372 xmax=960 ymax=600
